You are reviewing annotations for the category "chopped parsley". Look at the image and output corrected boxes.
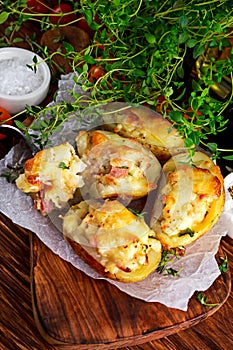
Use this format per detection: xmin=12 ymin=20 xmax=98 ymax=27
xmin=179 ymin=228 xmax=195 ymax=237
xmin=59 ymin=162 xmax=69 ymax=169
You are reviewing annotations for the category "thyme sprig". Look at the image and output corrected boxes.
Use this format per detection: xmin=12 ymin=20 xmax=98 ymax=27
xmin=196 ymin=292 xmax=219 ymax=307
xmin=156 ymin=249 xmax=181 ymax=275
xmin=128 ymin=208 xmax=147 ymax=221
xmin=0 ymin=163 xmax=24 ymax=183
xmin=219 ymin=253 xmax=228 ymax=273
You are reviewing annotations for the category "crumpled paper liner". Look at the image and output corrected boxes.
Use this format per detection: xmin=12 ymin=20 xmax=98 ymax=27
xmin=0 ymin=73 xmax=232 ymax=311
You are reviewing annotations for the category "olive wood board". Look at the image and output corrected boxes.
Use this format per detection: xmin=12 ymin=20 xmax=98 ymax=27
xmin=30 ymin=233 xmax=231 ymax=350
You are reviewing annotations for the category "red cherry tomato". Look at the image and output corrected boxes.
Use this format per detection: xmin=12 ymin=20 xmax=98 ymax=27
xmin=93 ymin=36 xmax=115 ymax=52
xmin=184 ymin=107 xmax=202 ymax=120
xmin=0 ymin=107 xmax=13 ymax=140
xmin=77 ymin=14 xmax=101 ymax=37
xmin=26 ymin=0 xmax=48 ymax=14
xmin=88 ymin=65 xmax=106 ymax=83
xmin=77 ymin=16 xmax=95 ymax=37
xmin=49 ymin=4 xmax=77 ymax=25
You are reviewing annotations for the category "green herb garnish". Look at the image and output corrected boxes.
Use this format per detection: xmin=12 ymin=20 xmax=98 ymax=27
xmin=164 ymin=268 xmax=180 ymax=277
xmin=196 ymin=293 xmax=219 ymax=307
xmin=59 ymin=162 xmax=69 ymax=169
xmin=179 ymin=228 xmax=195 ymax=237
xmin=219 ymin=253 xmax=228 ymax=273
xmin=156 ymin=249 xmax=180 ymax=274
xmin=0 ymin=164 xmax=24 ymax=183
xmin=128 ymin=208 xmax=147 ymax=220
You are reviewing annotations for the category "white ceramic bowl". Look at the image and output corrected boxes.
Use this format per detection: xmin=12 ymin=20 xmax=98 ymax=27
xmin=0 ymin=47 xmax=51 ymax=114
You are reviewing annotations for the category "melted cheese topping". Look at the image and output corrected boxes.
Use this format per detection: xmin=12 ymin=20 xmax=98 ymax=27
xmin=101 ymin=104 xmax=185 ymax=149
xmin=76 ymin=130 xmax=161 ymax=199
xmin=160 ymin=165 xmax=221 ymax=236
xmin=63 ymin=200 xmax=161 ymax=275
xmin=16 ymin=142 xmax=86 ymax=213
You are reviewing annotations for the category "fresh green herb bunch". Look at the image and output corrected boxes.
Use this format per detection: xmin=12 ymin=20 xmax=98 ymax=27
xmin=0 ymin=0 xmax=233 ymax=161
xmin=78 ymin=0 xmax=233 ymax=157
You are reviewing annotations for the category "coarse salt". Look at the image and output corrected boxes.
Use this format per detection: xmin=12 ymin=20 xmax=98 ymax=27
xmin=0 ymin=57 xmax=44 ymax=96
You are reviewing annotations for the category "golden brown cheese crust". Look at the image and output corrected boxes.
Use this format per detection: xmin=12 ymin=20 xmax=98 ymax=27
xmin=76 ymin=130 xmax=161 ymax=200
xmin=16 ymin=142 xmax=86 ymax=215
xmin=161 ymin=165 xmax=221 ymax=235
xmin=63 ymin=200 xmax=162 ymax=282
xmin=101 ymin=103 xmax=185 ymax=162
xmin=150 ymin=152 xmax=225 ymax=249
xmin=76 ymin=129 xmax=123 ymax=156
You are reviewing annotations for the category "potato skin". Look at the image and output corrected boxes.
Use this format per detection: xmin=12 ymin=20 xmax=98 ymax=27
xmin=150 ymin=152 xmax=225 ymax=249
xmin=65 ymin=236 xmax=116 ymax=279
xmin=63 ymin=200 xmax=162 ymax=283
xmin=65 ymin=236 xmax=162 ymax=283
xmin=76 ymin=129 xmax=162 ymax=200
xmin=101 ymin=103 xmax=185 ymax=163
xmin=16 ymin=142 xmax=85 ymax=215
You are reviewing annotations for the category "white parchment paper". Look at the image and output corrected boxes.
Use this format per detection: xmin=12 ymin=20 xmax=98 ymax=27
xmin=0 ymin=73 xmax=232 ymax=311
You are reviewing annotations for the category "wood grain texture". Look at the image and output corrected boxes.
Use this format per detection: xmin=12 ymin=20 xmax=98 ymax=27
xmin=0 ymin=212 xmax=232 ymax=350
xmin=30 ymin=232 xmax=231 ymax=349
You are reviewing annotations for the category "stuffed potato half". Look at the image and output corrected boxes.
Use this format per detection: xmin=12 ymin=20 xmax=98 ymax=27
xmin=16 ymin=142 xmax=86 ymax=215
xmin=63 ymin=199 xmax=162 ymax=283
xmin=150 ymin=152 xmax=225 ymax=249
xmin=76 ymin=129 xmax=162 ymax=200
xmin=101 ymin=103 xmax=185 ymax=163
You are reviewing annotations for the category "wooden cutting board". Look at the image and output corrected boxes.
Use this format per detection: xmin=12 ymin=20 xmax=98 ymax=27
xmin=30 ymin=234 xmax=231 ymax=349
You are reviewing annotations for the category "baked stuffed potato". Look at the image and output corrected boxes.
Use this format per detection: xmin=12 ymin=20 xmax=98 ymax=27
xmin=150 ymin=152 xmax=225 ymax=249
xmin=15 ymin=103 xmax=225 ymax=284
xmin=76 ymin=129 xmax=161 ymax=200
xmin=16 ymin=142 xmax=86 ymax=215
xmin=63 ymin=199 xmax=162 ymax=283
xmin=101 ymin=103 xmax=185 ymax=163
